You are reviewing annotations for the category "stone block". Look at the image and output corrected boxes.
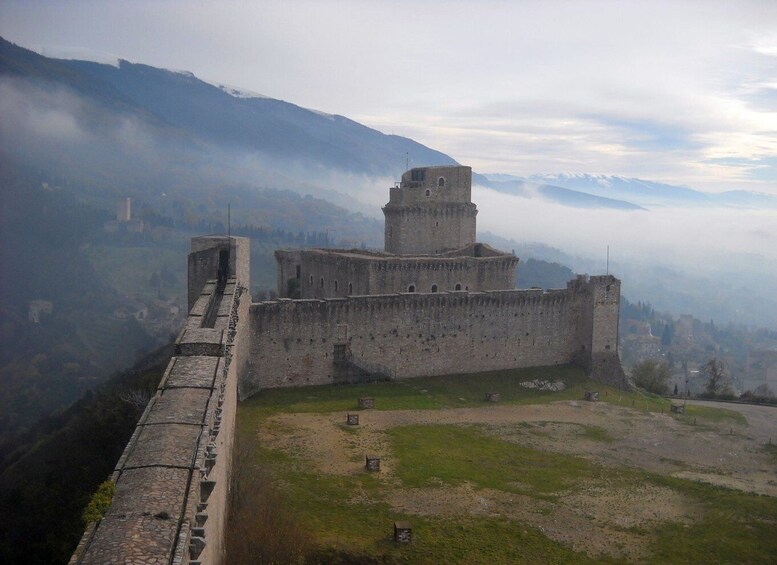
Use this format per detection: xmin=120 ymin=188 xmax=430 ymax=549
xmin=165 ymin=356 xmax=219 ymax=389
xmin=176 ymin=328 xmax=224 ymax=357
xmin=670 ymin=403 xmax=685 ymax=414
xmin=585 ymin=391 xmax=599 ymax=401
xmin=365 ymin=455 xmax=380 ymax=472
xmin=347 ymin=413 xmax=359 ymax=425
xmin=146 ymin=388 xmax=211 ymax=425
xmin=485 ymin=392 xmax=500 ymax=402
xmin=358 ymin=397 xmax=374 ymax=409
xmin=394 ymin=521 xmax=412 ymax=543
xmin=123 ymin=424 xmax=202 ymax=469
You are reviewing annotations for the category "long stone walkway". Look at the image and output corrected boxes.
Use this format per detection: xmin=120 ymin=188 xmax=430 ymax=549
xmin=69 ymin=278 xmax=244 ymax=565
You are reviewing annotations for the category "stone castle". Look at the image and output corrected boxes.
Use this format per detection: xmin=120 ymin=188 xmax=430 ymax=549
xmin=71 ymin=165 xmax=625 ymax=564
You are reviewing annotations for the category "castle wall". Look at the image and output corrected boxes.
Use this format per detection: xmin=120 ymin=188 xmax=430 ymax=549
xmin=241 ymin=284 xmax=601 ymax=395
xmin=367 ymin=255 xmax=516 ymax=294
xmin=276 ymin=249 xmax=518 ymax=299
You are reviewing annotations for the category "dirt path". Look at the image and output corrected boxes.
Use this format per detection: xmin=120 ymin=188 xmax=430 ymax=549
xmin=256 ymin=400 xmax=777 ymax=560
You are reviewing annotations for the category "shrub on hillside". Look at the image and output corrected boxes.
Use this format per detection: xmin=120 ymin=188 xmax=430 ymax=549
xmin=631 ymin=359 xmax=670 ymax=395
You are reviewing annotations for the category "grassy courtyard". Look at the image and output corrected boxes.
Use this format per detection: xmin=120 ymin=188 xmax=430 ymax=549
xmin=230 ymin=366 xmax=777 ymax=564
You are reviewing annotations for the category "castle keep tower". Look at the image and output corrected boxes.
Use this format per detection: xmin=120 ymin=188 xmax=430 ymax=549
xmin=383 ymin=165 xmax=477 ymax=255
xmin=275 ymin=165 xmax=516 ymax=298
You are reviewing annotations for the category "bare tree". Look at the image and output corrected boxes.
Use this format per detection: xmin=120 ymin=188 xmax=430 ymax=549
xmin=702 ymin=358 xmax=732 ymax=397
xmin=119 ymin=388 xmax=153 ymax=413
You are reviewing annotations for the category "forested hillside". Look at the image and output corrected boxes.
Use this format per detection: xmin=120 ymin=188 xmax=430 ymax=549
xmin=0 ymin=346 xmax=172 ymax=565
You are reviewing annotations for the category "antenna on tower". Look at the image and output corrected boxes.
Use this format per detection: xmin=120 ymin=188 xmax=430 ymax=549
xmin=228 ymin=203 xmax=231 ymax=239
xmin=606 ymin=245 xmax=610 ymax=275
xmin=406 ymin=152 xmax=409 ymax=171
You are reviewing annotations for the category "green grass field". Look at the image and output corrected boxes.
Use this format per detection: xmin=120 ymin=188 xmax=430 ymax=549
xmin=233 ymin=366 xmax=777 ymax=564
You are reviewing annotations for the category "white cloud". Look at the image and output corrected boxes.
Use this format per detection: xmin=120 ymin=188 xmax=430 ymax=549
xmin=473 ymin=184 xmax=777 ymax=268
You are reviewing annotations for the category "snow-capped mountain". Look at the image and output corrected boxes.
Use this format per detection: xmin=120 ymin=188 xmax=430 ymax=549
xmin=485 ymin=173 xmax=777 ymax=210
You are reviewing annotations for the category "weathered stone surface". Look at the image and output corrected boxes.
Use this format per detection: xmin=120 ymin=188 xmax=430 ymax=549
xmin=244 ymin=276 xmax=625 ymax=391
xmin=124 ymin=424 xmax=201 ymax=469
xmin=189 ymin=295 xmax=212 ymax=318
xmin=177 ymin=328 xmax=224 ymax=357
xmin=79 ymin=466 xmax=198 ymax=563
xmin=146 ymin=389 xmax=211 ymax=425
xmin=79 ymin=512 xmax=179 ymax=565
xmin=165 ymin=356 xmax=219 ymax=389
xmin=185 ymin=316 xmax=203 ymax=330
xmin=108 ymin=467 xmax=188 ymax=517
xmin=217 ymin=297 xmax=233 ymax=317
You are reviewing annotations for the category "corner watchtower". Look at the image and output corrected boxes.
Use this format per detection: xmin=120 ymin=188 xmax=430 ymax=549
xmin=383 ymin=165 xmax=477 ymax=255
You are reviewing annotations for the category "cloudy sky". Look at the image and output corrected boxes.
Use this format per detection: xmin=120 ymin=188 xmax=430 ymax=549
xmin=2 ymin=0 xmax=776 ymax=194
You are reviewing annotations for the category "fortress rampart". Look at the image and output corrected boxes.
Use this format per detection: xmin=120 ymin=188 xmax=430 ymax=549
xmin=240 ymin=275 xmax=622 ymax=396
xmin=70 ymin=236 xmax=250 ymax=565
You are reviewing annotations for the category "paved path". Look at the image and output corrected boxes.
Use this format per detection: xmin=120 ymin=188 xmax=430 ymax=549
xmin=685 ymin=399 xmax=777 ymax=443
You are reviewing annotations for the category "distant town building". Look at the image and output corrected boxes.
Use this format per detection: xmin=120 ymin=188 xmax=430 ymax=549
xmin=113 ymin=300 xmax=148 ymax=322
xmin=105 ymin=197 xmax=144 ymax=233
xmin=117 ymin=197 xmax=132 ymax=222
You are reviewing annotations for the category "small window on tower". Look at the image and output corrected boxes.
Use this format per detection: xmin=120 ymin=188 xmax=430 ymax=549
xmin=408 ymin=284 xmax=416 ymax=293
xmin=438 ymin=177 xmax=445 ymax=187
xmin=425 ymin=189 xmax=431 ymax=197
xmin=431 ymin=284 xmax=438 ymax=293
xmin=455 ymin=283 xmax=462 ymax=291
xmin=320 ymin=277 xmax=324 ymax=288
xmin=348 ymin=282 xmax=353 ymax=294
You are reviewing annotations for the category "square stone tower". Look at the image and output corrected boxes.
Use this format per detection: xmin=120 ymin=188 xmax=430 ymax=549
xmin=383 ymin=165 xmax=477 ymax=255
